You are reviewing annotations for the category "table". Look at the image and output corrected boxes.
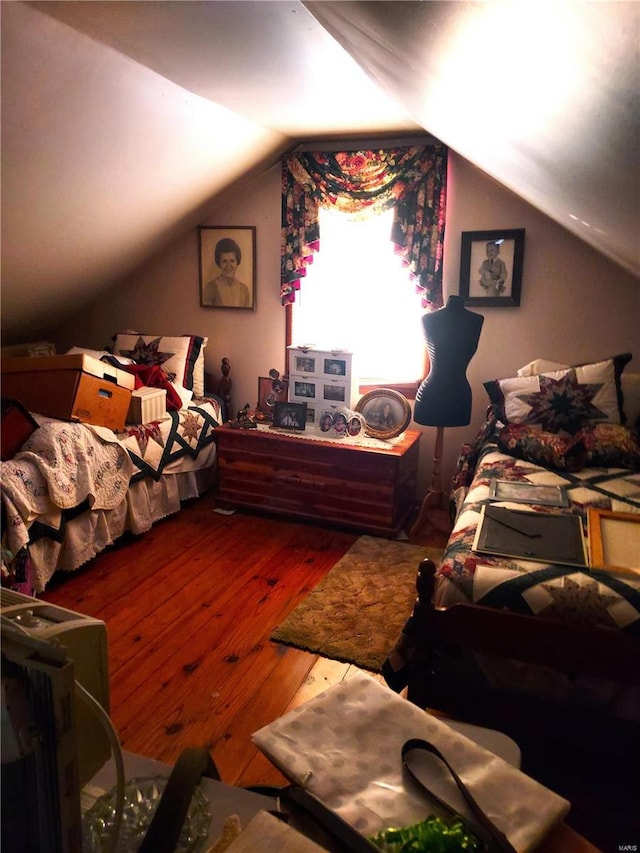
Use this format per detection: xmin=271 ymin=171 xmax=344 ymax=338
xmin=215 ymin=423 xmax=421 ymax=537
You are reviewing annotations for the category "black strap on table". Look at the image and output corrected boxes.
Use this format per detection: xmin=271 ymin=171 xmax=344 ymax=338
xmin=138 ymin=747 xmax=221 ymax=853
xmin=281 ymin=785 xmax=380 ymax=852
xmin=401 ymin=738 xmax=517 ymax=853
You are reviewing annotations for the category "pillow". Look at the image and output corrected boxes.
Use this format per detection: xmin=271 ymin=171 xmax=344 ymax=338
xmin=577 ymin=423 xmax=640 ymax=471
xmin=497 ymin=424 xmax=587 ymax=472
xmin=516 ymin=354 xmax=632 ymax=423
xmin=191 ymin=336 xmax=208 ymax=397
xmin=517 ymin=359 xmax=568 ymax=377
xmin=113 ymin=333 xmax=205 ymax=392
xmin=485 ymin=356 xmax=630 ymax=434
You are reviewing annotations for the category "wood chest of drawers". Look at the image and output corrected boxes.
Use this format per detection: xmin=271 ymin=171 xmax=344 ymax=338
xmin=215 ymin=424 xmax=421 ymax=537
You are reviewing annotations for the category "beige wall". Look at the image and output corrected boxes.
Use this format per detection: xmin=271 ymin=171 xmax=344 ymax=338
xmin=55 ymin=152 xmax=640 ymax=497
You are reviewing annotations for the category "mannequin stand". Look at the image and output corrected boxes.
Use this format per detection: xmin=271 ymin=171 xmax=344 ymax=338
xmin=410 ymin=425 xmax=446 ymax=537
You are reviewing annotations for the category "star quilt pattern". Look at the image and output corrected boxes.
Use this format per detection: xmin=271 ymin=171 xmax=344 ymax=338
xmin=116 ymin=400 xmax=221 ymax=482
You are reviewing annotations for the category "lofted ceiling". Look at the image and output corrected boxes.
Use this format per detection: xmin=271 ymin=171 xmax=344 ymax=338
xmin=1 ymin=1 xmax=638 ymax=342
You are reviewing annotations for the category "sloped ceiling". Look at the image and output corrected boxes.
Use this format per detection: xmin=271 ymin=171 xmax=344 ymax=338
xmin=1 ymin=1 xmax=638 ymax=343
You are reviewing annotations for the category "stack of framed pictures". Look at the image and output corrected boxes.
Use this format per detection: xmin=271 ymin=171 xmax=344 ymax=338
xmin=473 ymin=482 xmax=640 ymax=576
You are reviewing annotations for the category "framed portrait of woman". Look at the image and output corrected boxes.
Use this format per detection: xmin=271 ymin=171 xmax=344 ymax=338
xmin=198 ymin=226 xmax=256 ymax=310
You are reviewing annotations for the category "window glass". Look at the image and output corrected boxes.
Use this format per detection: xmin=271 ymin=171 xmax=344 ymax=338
xmin=291 ymin=206 xmax=426 ymax=384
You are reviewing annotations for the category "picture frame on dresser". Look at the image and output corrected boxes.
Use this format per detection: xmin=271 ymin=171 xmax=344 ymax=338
xmin=355 ymin=389 xmax=411 ymax=440
xmin=198 ymin=225 xmax=256 ymax=310
xmin=459 ymin=228 xmax=525 ymax=307
xmin=272 ymin=401 xmax=307 ymax=431
xmin=257 ymin=375 xmax=289 ymax=421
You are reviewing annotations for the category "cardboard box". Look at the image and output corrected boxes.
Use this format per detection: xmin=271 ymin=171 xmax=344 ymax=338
xmin=1 ymin=354 xmax=134 ymax=431
xmin=126 ymin=387 xmax=168 ymax=424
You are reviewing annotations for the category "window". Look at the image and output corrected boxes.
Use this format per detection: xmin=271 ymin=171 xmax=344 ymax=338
xmin=291 ymin=206 xmax=426 ymax=387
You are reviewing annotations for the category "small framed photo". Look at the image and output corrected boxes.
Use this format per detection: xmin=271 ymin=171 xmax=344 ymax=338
xmin=257 ymin=376 xmax=289 ymax=420
xmin=323 ymin=384 xmax=346 ymax=403
xmin=198 ymin=226 xmax=256 ymax=310
xmin=272 ymin=401 xmax=307 ymax=431
xmin=459 ymin=229 xmax=525 ymax=307
xmin=324 ymin=357 xmax=347 ymax=376
xmin=489 ymin=480 xmax=569 ymax=507
xmin=293 ymin=380 xmax=316 ymax=399
xmin=355 ymin=389 xmax=411 ymax=440
xmin=293 ymin=354 xmax=316 ymax=373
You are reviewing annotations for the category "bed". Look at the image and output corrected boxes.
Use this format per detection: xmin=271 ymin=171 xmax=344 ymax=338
xmin=384 ymin=355 xmax=640 ymax=741
xmin=1 ymin=336 xmax=229 ymax=596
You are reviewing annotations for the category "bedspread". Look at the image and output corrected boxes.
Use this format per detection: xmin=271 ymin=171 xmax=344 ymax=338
xmin=438 ymin=427 xmax=640 ymax=631
xmin=115 ymin=399 xmax=221 ymax=482
xmin=1 ymin=398 xmax=222 ymax=593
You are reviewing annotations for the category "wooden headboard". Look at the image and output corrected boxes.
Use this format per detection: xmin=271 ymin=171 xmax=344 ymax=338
xmin=205 ymin=357 xmax=232 ymax=420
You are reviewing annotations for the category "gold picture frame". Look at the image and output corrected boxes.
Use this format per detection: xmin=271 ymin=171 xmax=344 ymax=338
xmin=587 ymin=508 xmax=640 ymax=577
xmin=355 ymin=388 xmax=411 ymax=440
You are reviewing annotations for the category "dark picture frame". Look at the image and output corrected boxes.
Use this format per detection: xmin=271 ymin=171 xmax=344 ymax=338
xmin=256 ymin=375 xmax=289 ymax=421
xmin=272 ymin=401 xmax=307 ymax=431
xmin=355 ymin=388 xmax=411 ymax=440
xmin=459 ymin=229 xmax=525 ymax=307
xmin=198 ymin=226 xmax=256 ymax=310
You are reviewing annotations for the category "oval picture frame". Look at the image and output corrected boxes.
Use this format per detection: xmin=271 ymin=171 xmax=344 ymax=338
xmin=355 ymin=389 xmax=411 ymax=440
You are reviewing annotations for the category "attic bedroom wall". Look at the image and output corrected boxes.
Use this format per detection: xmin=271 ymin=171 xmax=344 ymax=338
xmin=53 ymin=151 xmax=640 ymax=494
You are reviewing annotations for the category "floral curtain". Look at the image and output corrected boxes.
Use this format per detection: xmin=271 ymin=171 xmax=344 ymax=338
xmin=281 ymin=144 xmax=447 ymax=308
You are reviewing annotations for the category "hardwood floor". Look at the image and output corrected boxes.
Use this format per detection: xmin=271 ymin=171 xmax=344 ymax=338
xmin=41 ymin=495 xmax=451 ymax=788
xmin=40 ymin=496 xmax=620 ymax=851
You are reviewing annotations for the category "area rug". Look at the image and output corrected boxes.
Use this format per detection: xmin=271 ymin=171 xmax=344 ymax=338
xmin=270 ymin=535 xmax=442 ymax=672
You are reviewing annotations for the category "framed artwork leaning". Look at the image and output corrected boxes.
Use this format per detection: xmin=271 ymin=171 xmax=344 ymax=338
xmin=256 ymin=375 xmax=289 ymax=422
xmin=198 ymin=226 xmax=256 ymax=310
xmin=459 ymin=229 xmax=525 ymax=307
xmin=355 ymin=389 xmax=411 ymax=440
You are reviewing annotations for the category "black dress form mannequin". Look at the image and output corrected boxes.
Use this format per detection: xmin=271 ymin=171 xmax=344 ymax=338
xmin=414 ymin=295 xmax=484 ymax=427
xmin=411 ymin=296 xmax=483 ymax=536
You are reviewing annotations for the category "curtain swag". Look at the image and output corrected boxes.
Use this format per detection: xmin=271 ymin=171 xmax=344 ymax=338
xmin=280 ymin=144 xmax=448 ymax=308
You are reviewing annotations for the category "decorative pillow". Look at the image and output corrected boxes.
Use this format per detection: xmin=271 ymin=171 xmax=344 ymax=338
xmin=191 ymin=336 xmax=208 ymax=397
xmin=497 ymin=424 xmax=587 ymax=472
xmin=113 ymin=333 xmax=205 ymax=393
xmin=576 ymin=423 xmax=640 ymax=471
xmin=485 ymin=357 xmax=630 ymax=434
xmin=515 ymin=353 xmax=632 ymax=423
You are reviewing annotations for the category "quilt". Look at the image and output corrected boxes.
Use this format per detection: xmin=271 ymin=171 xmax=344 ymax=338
xmin=437 ymin=424 xmax=640 ymax=632
xmin=1 ymin=398 xmax=222 ymax=593
xmin=115 ymin=399 xmax=221 ymax=482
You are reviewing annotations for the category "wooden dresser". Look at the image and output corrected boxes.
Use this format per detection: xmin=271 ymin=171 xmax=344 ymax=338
xmin=215 ymin=424 xmax=421 ymax=537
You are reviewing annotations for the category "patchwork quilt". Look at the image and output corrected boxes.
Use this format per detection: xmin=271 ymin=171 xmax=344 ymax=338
xmin=440 ymin=426 xmax=640 ymax=634
xmin=115 ymin=399 xmax=221 ymax=482
xmin=1 ymin=398 xmax=222 ymax=593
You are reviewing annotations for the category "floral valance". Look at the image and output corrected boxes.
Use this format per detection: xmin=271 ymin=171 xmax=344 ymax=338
xmin=281 ymin=144 xmax=448 ymax=308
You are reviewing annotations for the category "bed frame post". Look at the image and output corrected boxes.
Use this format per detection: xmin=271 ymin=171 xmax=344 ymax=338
xmin=405 ymin=557 xmax=439 ymax=709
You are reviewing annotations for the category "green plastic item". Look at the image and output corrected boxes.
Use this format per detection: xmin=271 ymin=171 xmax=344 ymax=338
xmin=370 ymin=814 xmax=482 ymax=852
